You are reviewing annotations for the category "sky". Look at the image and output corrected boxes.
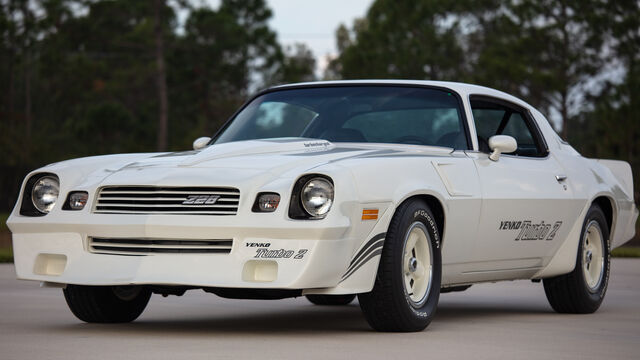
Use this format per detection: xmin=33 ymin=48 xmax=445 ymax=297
xmin=266 ymin=0 xmax=374 ymax=75
xmin=200 ymin=0 xmax=374 ymax=76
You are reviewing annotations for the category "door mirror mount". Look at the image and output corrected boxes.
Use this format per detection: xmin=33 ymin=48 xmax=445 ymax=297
xmin=488 ymin=135 xmax=517 ymax=161
xmin=193 ymin=136 xmax=212 ymax=150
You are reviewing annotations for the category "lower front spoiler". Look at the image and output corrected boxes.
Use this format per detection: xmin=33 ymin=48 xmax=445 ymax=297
xmin=12 ymin=232 xmax=352 ymax=289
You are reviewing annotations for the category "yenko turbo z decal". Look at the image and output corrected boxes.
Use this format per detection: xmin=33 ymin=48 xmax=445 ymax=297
xmin=254 ymin=248 xmax=308 ymax=259
xmin=499 ymin=220 xmax=563 ymax=241
xmin=245 ymin=242 xmax=308 ymax=259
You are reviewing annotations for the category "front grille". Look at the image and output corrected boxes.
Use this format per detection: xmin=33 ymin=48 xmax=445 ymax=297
xmin=94 ymin=186 xmax=240 ymax=215
xmin=89 ymin=237 xmax=233 ymax=255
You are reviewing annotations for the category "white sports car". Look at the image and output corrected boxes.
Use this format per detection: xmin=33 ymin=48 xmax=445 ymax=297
xmin=7 ymin=80 xmax=638 ymax=332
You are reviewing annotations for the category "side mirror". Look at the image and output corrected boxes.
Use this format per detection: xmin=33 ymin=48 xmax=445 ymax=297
xmin=192 ymin=136 xmax=211 ymax=150
xmin=488 ymin=135 xmax=517 ymax=161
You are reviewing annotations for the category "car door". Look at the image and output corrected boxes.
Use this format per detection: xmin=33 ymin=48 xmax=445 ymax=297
xmin=465 ymin=96 xmax=580 ymax=277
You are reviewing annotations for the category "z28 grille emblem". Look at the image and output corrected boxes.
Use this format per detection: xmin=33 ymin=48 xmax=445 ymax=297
xmin=182 ymin=195 xmax=220 ymax=205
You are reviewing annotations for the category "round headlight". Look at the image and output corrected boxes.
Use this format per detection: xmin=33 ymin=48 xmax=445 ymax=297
xmin=31 ymin=176 xmax=59 ymax=213
xmin=301 ymin=177 xmax=334 ymax=218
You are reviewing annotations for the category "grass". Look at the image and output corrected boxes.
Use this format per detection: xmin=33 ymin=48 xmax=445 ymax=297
xmin=0 ymin=247 xmax=12 ymax=263
xmin=1 ymin=212 xmax=11 ymax=262
xmin=612 ymin=246 xmax=640 ymax=258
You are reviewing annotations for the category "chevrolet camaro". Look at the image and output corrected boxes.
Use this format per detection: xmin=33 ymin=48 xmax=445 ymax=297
xmin=7 ymin=81 xmax=638 ymax=332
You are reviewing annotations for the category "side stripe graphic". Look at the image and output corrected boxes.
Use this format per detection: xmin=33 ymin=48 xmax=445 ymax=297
xmin=340 ymin=232 xmax=386 ymax=282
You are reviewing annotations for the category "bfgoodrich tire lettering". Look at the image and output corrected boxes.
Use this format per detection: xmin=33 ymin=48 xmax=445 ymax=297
xmin=63 ymin=285 xmax=151 ymax=323
xmin=358 ymin=199 xmax=442 ymax=332
xmin=543 ymin=205 xmax=610 ymax=313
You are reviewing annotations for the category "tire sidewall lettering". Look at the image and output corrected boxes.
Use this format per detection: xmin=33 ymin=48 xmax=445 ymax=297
xmin=405 ymin=207 xmax=441 ymax=317
xmin=413 ymin=209 xmax=440 ymax=248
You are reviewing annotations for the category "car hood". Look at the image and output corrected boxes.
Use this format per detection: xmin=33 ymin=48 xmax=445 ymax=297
xmin=49 ymin=138 xmax=454 ymax=189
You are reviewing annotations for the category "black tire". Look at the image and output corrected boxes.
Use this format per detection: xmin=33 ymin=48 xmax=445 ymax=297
xmin=306 ymin=294 xmax=356 ymax=306
xmin=543 ymin=205 xmax=610 ymax=313
xmin=63 ymin=285 xmax=151 ymax=323
xmin=358 ymin=199 xmax=442 ymax=332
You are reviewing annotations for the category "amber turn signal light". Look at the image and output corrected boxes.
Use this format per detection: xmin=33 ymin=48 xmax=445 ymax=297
xmin=361 ymin=208 xmax=378 ymax=220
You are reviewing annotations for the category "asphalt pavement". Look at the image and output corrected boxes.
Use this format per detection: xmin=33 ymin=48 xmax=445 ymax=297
xmin=1 ymin=259 xmax=639 ymax=360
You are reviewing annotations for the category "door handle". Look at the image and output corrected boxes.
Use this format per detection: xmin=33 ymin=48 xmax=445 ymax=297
xmin=556 ymin=175 xmax=567 ymax=182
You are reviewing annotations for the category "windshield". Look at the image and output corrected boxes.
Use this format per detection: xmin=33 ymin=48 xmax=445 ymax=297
xmin=212 ymin=86 xmax=469 ymax=149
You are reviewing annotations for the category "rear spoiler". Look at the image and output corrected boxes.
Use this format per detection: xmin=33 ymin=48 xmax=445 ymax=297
xmin=596 ymin=159 xmax=634 ymax=199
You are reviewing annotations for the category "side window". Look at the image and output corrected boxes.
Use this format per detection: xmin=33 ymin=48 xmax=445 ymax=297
xmin=502 ymin=113 xmax=538 ymax=156
xmin=472 ymin=108 xmax=505 ymax=144
xmin=470 ymin=97 xmax=546 ymax=157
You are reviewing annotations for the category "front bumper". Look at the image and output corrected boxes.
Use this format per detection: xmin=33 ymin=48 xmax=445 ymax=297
xmin=9 ymin=213 xmax=360 ymax=289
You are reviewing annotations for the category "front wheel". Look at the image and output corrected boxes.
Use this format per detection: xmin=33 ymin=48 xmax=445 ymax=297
xmin=543 ymin=205 xmax=610 ymax=313
xmin=358 ymin=199 xmax=442 ymax=332
xmin=63 ymin=285 xmax=151 ymax=323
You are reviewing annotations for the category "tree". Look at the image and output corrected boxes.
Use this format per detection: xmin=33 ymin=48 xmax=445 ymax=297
xmin=275 ymin=43 xmax=316 ymax=84
xmin=221 ymin=0 xmax=282 ymax=90
xmin=483 ymin=0 xmax=605 ymax=137
xmin=0 ymin=0 xmax=293 ymax=211
xmin=168 ymin=0 xmax=284 ymax=146
xmin=333 ymin=0 xmax=466 ymax=80
xmin=570 ymin=0 xmax=640 ymax=207
xmin=330 ymin=0 xmax=639 ymax=242
xmin=154 ymin=0 xmax=169 ymax=151
xmin=332 ymin=0 xmax=609 ymax=137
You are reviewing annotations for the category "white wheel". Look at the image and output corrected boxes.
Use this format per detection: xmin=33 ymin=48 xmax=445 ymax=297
xmin=582 ymin=220 xmax=605 ymax=291
xmin=402 ymin=222 xmax=433 ymax=307
xmin=543 ymin=204 xmax=610 ymax=313
xmin=358 ymin=199 xmax=441 ymax=332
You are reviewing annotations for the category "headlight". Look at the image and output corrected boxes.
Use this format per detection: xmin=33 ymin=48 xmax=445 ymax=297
xmin=31 ymin=176 xmax=59 ymax=213
xmin=301 ymin=177 xmax=334 ymax=218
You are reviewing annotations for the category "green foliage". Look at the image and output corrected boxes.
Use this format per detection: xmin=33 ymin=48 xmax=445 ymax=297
xmin=571 ymin=69 xmax=640 ymax=203
xmin=0 ymin=247 xmax=12 ymax=263
xmin=611 ymin=247 xmax=640 ymax=258
xmin=332 ymin=0 xmax=609 ymax=136
xmin=0 ymin=213 xmax=8 ymax=233
xmin=1 ymin=0 xmax=638 ymax=233
xmin=567 ymin=1 xmax=640 ymax=206
xmin=331 ymin=0 xmax=640 ymax=219
xmin=0 ymin=0 xmax=315 ymax=211
xmin=333 ymin=0 xmax=466 ymax=80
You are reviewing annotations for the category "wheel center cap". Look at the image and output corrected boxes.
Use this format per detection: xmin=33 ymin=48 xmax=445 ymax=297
xmin=408 ymin=257 xmax=418 ymax=273
xmin=585 ymin=250 xmax=593 ymax=265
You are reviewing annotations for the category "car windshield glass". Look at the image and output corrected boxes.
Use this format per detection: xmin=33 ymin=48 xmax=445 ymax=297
xmin=212 ymin=86 xmax=468 ymax=149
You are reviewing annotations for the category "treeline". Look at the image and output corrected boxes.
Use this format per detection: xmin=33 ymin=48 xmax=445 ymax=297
xmin=0 ymin=0 xmax=638 ymax=219
xmin=0 ymin=0 xmax=315 ymax=211
xmin=329 ymin=0 xmax=639 ymax=209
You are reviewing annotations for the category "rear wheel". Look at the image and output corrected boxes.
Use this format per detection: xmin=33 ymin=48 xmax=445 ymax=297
xmin=306 ymin=294 xmax=356 ymax=306
xmin=358 ymin=199 xmax=442 ymax=332
xmin=63 ymin=285 xmax=151 ymax=323
xmin=543 ymin=205 xmax=610 ymax=313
